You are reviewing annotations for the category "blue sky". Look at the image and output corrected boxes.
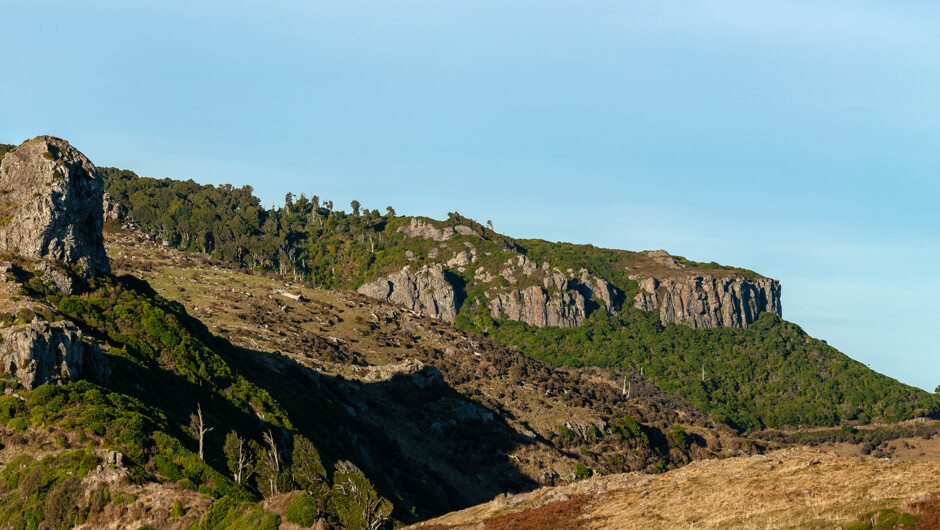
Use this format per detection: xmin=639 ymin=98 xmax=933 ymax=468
xmin=3 ymin=1 xmax=939 ymax=390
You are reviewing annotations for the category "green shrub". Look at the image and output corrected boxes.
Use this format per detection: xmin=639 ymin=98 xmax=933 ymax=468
xmin=575 ymin=463 xmax=591 ymax=480
xmin=283 ymin=493 xmax=318 ymax=526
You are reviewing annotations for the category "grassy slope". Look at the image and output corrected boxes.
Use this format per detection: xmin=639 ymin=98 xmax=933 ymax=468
xmin=415 ymin=447 xmax=940 ymax=530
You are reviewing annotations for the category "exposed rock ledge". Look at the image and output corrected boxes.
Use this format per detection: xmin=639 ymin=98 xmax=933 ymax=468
xmin=0 ymin=320 xmax=110 ymax=390
xmin=398 ymin=217 xmax=479 ymax=242
xmin=633 ymin=274 xmax=781 ymax=329
xmin=357 ymin=264 xmax=458 ymax=321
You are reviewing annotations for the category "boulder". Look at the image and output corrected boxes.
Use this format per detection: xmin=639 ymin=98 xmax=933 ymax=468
xmin=0 ymin=137 xmax=110 ymax=280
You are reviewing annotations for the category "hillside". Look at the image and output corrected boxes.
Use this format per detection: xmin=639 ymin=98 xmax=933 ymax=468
xmin=0 ymin=137 xmax=764 ymax=529
xmin=413 ymin=447 xmax=940 ymax=529
xmin=98 ymin=165 xmax=938 ymax=431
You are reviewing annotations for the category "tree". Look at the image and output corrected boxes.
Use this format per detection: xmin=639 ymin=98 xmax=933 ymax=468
xmin=285 ymin=192 xmax=294 ymax=215
xmin=189 ymin=403 xmax=213 ymax=461
xmin=350 ymin=200 xmax=361 ymax=216
xmin=256 ymin=429 xmax=281 ymax=498
xmin=486 ymin=220 xmax=494 ymax=231
xmin=292 ymin=436 xmax=328 ymax=497
xmin=331 ymin=460 xmax=392 ymax=530
xmin=385 ymin=206 xmax=395 ymax=218
xmin=223 ymin=431 xmax=255 ymax=485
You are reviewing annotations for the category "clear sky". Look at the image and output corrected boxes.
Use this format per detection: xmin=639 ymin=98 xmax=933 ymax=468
xmin=3 ymin=1 xmax=939 ymax=391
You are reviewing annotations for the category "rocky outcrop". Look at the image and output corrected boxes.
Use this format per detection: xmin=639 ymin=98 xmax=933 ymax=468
xmin=102 ymin=192 xmax=127 ymax=222
xmin=489 ymin=286 xmax=587 ymax=328
xmin=398 ymin=217 xmax=479 ymax=242
xmin=485 ymin=255 xmax=620 ymax=328
xmin=633 ymin=274 xmax=781 ymax=329
xmin=0 ymin=320 xmax=110 ymax=389
xmin=357 ymin=264 xmax=458 ymax=321
xmin=0 ymin=137 xmax=110 ymax=279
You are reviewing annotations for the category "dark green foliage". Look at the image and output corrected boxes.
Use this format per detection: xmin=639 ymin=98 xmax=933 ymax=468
xmin=574 ymin=463 xmax=591 ymax=480
xmin=610 ymin=415 xmax=649 ymax=446
xmin=283 ymin=493 xmax=319 ymax=526
xmin=0 ymin=449 xmax=99 ymax=528
xmin=667 ymin=425 xmax=689 ymax=450
xmin=291 ymin=436 xmax=328 ymax=498
xmin=331 ymin=461 xmax=393 ymax=530
xmin=0 ymin=143 xmax=14 ymax=164
xmin=845 ymin=507 xmax=920 ymax=529
xmin=476 ymin=309 xmax=938 ymax=431
xmin=201 ymin=495 xmax=238 ymax=530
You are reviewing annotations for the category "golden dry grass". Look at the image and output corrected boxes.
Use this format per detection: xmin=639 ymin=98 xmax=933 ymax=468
xmin=417 ymin=448 xmax=940 ymax=529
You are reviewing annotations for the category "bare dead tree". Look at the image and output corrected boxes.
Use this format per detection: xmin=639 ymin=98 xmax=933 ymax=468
xmin=189 ymin=404 xmax=213 ymax=461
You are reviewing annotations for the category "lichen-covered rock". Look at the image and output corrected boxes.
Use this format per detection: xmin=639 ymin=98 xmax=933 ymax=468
xmin=633 ymin=274 xmax=781 ymax=329
xmin=0 ymin=136 xmax=110 ymax=279
xmin=489 ymin=285 xmax=587 ymax=328
xmin=0 ymin=319 xmax=110 ymax=389
xmin=357 ymin=264 xmax=458 ymax=321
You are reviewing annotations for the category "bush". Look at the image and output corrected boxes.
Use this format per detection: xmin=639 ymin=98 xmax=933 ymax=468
xmin=283 ymin=493 xmax=318 ymax=526
xmin=575 ymin=463 xmax=591 ymax=480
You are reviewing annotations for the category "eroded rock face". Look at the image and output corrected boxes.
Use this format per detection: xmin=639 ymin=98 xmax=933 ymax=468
xmin=489 ymin=285 xmax=587 ymax=328
xmin=357 ymin=264 xmax=458 ymax=321
xmin=0 ymin=320 xmax=110 ymax=389
xmin=0 ymin=136 xmax=110 ymax=278
xmin=398 ymin=217 xmax=479 ymax=242
xmin=633 ymin=275 xmax=781 ymax=329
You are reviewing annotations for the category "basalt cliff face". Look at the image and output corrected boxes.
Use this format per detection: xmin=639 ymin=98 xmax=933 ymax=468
xmin=0 ymin=136 xmax=110 ymax=278
xmin=633 ymin=274 xmax=781 ymax=329
xmin=359 ymin=221 xmax=783 ymax=330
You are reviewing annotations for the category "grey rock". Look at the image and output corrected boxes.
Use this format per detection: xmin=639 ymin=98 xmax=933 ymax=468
xmin=0 ymin=320 xmax=110 ymax=390
xmin=489 ymin=285 xmax=587 ymax=328
xmin=105 ymin=450 xmax=124 ymax=467
xmin=646 ymin=249 xmax=686 ymax=269
xmin=0 ymin=137 xmax=110 ymax=279
xmin=33 ymin=261 xmax=75 ymax=294
xmin=357 ymin=264 xmax=458 ymax=321
xmin=446 ymin=250 xmax=472 ymax=268
xmin=633 ymin=274 xmax=781 ymax=329
xmin=398 ymin=217 xmax=479 ymax=241
xmin=102 ymin=192 xmax=127 ymax=222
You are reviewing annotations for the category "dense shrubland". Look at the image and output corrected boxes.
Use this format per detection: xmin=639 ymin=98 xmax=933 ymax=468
xmin=463 ymin=305 xmax=938 ymax=431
